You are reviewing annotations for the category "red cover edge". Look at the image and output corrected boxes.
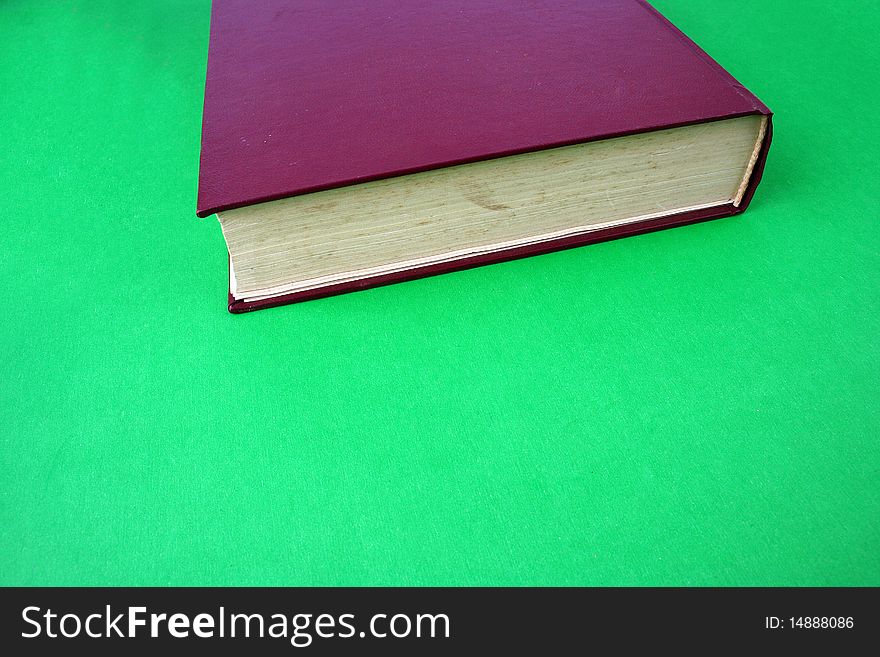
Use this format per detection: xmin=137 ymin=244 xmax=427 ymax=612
xmin=227 ymin=114 xmax=773 ymax=313
xmin=633 ymin=0 xmax=771 ymax=116
xmin=202 ymin=111 xmax=765 ymax=219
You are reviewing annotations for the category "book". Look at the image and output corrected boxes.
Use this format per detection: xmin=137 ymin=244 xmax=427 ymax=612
xmin=197 ymin=0 xmax=772 ymax=313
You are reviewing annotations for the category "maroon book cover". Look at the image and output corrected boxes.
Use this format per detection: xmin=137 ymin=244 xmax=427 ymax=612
xmin=197 ymin=0 xmax=771 ymax=312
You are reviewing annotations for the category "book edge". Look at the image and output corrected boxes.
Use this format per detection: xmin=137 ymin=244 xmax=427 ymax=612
xmin=634 ymin=0 xmax=771 ymax=115
xmin=200 ymin=110 xmax=768 ymax=219
xmin=226 ymin=113 xmax=771 ymax=312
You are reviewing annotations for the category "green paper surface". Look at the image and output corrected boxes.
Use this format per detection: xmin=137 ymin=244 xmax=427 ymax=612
xmin=1 ymin=0 xmax=878 ymax=586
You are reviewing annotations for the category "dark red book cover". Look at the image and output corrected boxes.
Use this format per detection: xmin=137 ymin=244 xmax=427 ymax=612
xmin=197 ymin=0 xmax=772 ymax=312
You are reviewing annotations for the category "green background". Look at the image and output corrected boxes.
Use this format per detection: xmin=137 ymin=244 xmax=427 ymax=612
xmin=2 ymin=0 xmax=878 ymax=586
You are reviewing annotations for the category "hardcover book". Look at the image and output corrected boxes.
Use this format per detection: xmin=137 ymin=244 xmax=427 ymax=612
xmin=197 ymin=0 xmax=772 ymax=313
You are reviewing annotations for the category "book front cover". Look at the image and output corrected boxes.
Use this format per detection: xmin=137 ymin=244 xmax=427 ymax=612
xmin=197 ymin=0 xmax=769 ymax=217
